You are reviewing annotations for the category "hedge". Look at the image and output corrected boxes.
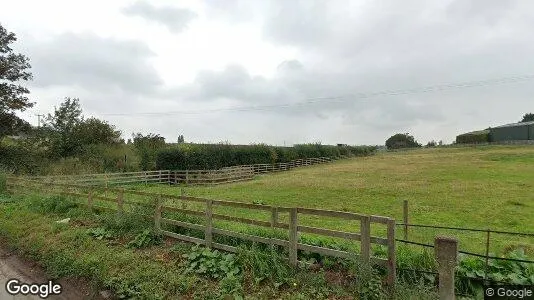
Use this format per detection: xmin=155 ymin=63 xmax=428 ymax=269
xmin=455 ymin=130 xmax=490 ymax=144
xmin=155 ymin=143 xmax=377 ymax=170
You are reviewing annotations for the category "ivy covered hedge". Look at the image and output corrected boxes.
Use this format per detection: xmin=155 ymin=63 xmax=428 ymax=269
xmin=155 ymin=143 xmax=377 ymax=170
xmin=456 ymin=130 xmax=490 ymax=144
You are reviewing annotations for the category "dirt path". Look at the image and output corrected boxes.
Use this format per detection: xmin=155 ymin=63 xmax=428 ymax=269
xmin=0 ymin=247 xmax=106 ymax=300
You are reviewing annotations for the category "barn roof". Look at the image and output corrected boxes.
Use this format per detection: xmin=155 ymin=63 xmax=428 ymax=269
xmin=492 ymin=121 xmax=534 ymax=129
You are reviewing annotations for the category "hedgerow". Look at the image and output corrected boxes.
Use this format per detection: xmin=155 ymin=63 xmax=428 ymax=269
xmin=155 ymin=143 xmax=377 ymax=170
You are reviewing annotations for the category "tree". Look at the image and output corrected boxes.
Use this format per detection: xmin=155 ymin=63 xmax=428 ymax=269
xmin=520 ymin=113 xmax=534 ymax=123
xmin=74 ymin=117 xmax=122 ymax=146
xmin=385 ymin=133 xmax=422 ymax=150
xmin=0 ymin=24 xmax=33 ymax=138
xmin=177 ymin=134 xmax=185 ymax=144
xmin=43 ymin=98 xmax=83 ymax=157
xmin=132 ymin=133 xmax=166 ymax=170
xmin=42 ymin=97 xmax=122 ymax=157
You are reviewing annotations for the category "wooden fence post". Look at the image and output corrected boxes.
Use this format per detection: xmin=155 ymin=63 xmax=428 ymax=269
xmin=289 ymin=208 xmax=298 ymax=267
xmin=205 ymin=200 xmax=213 ymax=248
xmin=154 ymin=195 xmax=162 ymax=233
xmin=185 ymin=170 xmax=189 ymax=186
xmin=360 ymin=216 xmax=371 ymax=265
xmin=117 ymin=188 xmax=124 ymax=213
xmin=144 ymin=171 xmax=148 ymax=185
xmin=270 ymin=207 xmax=278 ymax=228
xmin=435 ymin=237 xmax=458 ymax=300
xmin=386 ymin=218 xmax=396 ymax=290
xmin=403 ymin=200 xmax=409 ymax=240
xmin=158 ymin=170 xmax=162 ymax=183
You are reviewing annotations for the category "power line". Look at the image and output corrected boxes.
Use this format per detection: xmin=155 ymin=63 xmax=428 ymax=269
xmin=71 ymin=74 xmax=534 ymax=117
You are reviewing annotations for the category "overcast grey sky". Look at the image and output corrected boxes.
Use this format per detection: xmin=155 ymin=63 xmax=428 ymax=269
xmin=2 ymin=0 xmax=534 ymax=145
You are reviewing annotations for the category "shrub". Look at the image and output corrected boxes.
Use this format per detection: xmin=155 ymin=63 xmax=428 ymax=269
xmin=126 ymin=229 xmax=163 ymax=249
xmin=385 ymin=133 xmax=422 ymax=150
xmin=156 ymin=143 xmax=377 ymax=170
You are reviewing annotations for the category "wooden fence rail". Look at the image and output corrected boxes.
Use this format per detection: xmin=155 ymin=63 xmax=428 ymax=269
xmin=6 ymin=177 xmax=396 ymax=288
xmin=18 ymin=156 xmax=340 ymax=187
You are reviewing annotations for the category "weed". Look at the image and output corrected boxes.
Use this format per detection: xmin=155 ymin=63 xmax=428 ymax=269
xmin=87 ymin=227 xmax=115 ymax=240
xmin=182 ymin=245 xmax=240 ymax=279
xmin=97 ymin=212 xmax=149 ymax=236
xmin=127 ymin=229 xmax=162 ymax=249
xmin=28 ymin=195 xmax=78 ymax=214
xmin=236 ymin=245 xmax=294 ymax=288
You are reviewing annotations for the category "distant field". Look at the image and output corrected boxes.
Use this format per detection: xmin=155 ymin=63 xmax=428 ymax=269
xmin=143 ymin=145 xmax=534 ymax=255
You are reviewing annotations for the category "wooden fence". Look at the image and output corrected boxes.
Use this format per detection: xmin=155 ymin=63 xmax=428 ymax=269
xmin=6 ymin=177 xmax=396 ymax=288
xmin=21 ymin=156 xmax=341 ymax=187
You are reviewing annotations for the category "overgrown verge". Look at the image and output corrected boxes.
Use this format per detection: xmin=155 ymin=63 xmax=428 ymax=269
xmin=0 ymin=193 xmax=438 ymax=299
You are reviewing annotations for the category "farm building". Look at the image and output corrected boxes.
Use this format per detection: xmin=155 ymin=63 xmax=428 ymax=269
xmin=489 ymin=121 xmax=534 ymax=142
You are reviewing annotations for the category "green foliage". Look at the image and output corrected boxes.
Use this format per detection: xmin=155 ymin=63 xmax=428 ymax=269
xmin=0 ymin=171 xmax=6 ymax=194
xmin=96 ymin=211 xmax=150 ymax=235
xmin=385 ymin=133 xmax=422 ymax=150
xmin=0 ymin=142 xmax=50 ymax=175
xmin=126 ymin=229 xmax=163 ymax=249
xmin=0 ymin=24 xmax=34 ymax=139
xmin=456 ymin=130 xmax=490 ymax=144
xmin=87 ymin=227 xmax=115 ymax=240
xmin=236 ymin=246 xmax=294 ymax=288
xmin=457 ymin=249 xmax=534 ymax=295
xmin=73 ymin=117 xmax=122 ymax=146
xmin=132 ymin=133 xmax=166 ymax=170
xmin=182 ymin=245 xmax=241 ymax=279
xmin=156 ymin=143 xmax=377 ymax=170
xmin=520 ymin=113 xmax=534 ymax=123
xmin=27 ymin=195 xmax=78 ymax=214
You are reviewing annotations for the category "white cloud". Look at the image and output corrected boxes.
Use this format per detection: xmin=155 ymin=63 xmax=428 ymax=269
xmin=3 ymin=0 xmax=534 ymax=145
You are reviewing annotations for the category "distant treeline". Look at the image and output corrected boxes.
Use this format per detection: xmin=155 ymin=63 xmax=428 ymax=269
xmin=156 ymin=143 xmax=377 ymax=170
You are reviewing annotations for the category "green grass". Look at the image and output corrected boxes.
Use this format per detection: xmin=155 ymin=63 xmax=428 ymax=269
xmin=141 ymin=145 xmax=534 ymax=256
xmin=0 ymin=194 xmax=439 ymax=299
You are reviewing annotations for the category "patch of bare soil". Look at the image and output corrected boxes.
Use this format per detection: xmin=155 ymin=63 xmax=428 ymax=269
xmin=0 ymin=245 xmax=110 ymax=300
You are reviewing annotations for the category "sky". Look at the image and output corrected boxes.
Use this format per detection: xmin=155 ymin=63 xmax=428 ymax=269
xmin=2 ymin=0 xmax=534 ymax=145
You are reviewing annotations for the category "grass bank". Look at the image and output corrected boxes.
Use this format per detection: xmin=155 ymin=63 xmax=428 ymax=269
xmin=142 ymin=145 xmax=534 ymax=255
xmin=0 ymin=193 xmax=437 ymax=299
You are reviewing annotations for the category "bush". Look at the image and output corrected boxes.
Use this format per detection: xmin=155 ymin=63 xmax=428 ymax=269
xmin=456 ymin=130 xmax=490 ymax=144
xmin=156 ymin=143 xmax=377 ymax=170
xmin=385 ymin=133 xmax=422 ymax=150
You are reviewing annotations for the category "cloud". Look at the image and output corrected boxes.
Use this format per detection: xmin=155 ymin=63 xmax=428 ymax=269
xmin=122 ymin=1 xmax=197 ymax=33
xmin=28 ymin=32 xmax=162 ymax=95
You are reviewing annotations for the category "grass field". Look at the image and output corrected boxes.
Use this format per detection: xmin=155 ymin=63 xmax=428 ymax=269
xmin=141 ymin=145 xmax=534 ymax=256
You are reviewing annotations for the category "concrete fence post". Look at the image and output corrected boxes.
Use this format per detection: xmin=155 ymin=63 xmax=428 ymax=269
xmin=435 ymin=236 xmax=458 ymax=300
